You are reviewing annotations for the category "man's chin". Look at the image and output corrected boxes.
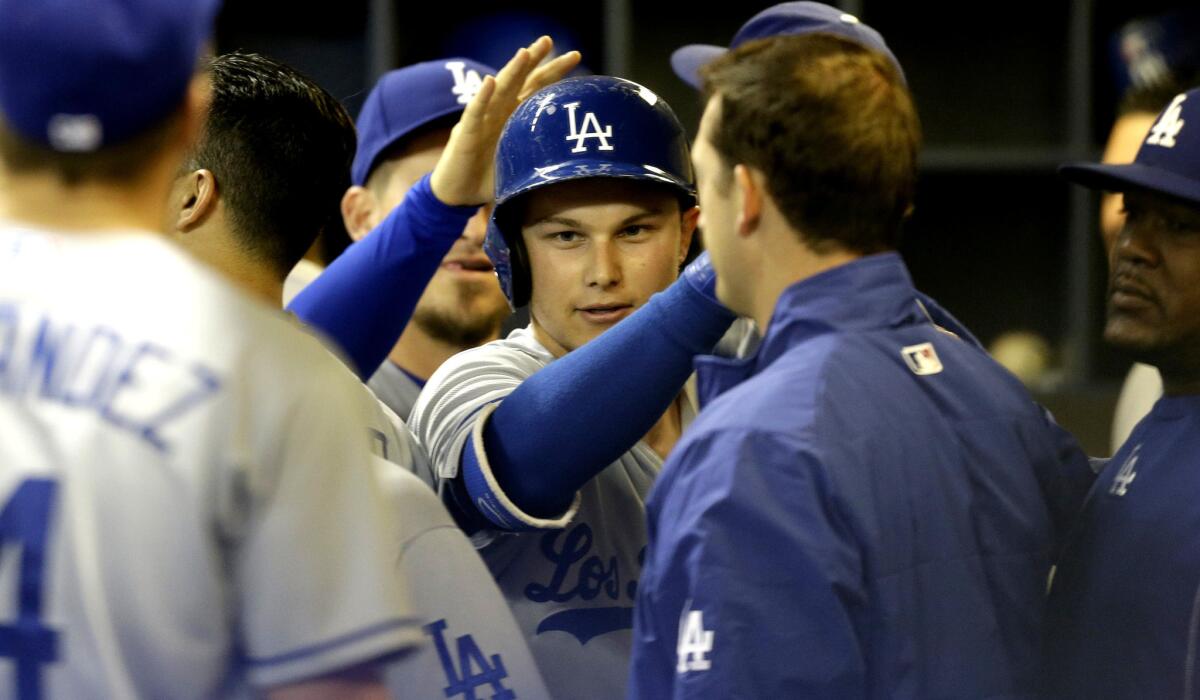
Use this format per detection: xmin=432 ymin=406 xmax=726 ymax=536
xmin=414 ymin=303 xmax=508 ymax=348
xmin=1103 ymin=318 xmax=1163 ymax=358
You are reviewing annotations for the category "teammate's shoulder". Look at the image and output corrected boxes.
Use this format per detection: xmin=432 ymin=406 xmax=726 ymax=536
xmin=371 ymin=455 xmax=457 ymax=537
xmin=425 ymin=326 xmax=550 ymax=388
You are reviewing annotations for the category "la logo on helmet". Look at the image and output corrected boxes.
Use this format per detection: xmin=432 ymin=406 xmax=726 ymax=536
xmin=445 ymin=61 xmax=484 ymax=105
xmin=1146 ymin=93 xmax=1186 ymax=149
xmin=564 ymin=102 xmax=614 ymax=153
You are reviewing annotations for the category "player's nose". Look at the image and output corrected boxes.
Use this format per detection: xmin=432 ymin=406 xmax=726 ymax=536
xmin=585 ymin=239 xmax=622 ymax=288
xmin=461 ymin=204 xmax=491 ymax=247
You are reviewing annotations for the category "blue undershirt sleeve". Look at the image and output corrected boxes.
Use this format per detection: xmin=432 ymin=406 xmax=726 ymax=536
xmin=287 ymin=173 xmax=478 ymax=378
xmin=461 ymin=255 xmax=736 ymax=522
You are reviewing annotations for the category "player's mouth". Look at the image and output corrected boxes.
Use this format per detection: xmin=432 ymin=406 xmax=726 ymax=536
xmin=1108 ymin=273 xmax=1158 ymax=313
xmin=577 ymin=303 xmax=634 ymax=324
xmin=442 ymin=257 xmax=494 ymax=276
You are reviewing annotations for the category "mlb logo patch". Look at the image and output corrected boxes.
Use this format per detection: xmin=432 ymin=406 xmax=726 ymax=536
xmin=901 ymin=342 xmax=943 ymax=375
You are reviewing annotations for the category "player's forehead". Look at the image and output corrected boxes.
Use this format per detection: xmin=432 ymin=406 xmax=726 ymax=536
xmin=697 ymin=94 xmax=722 ymax=136
xmin=1125 ymin=188 xmax=1200 ymax=222
xmin=691 ymin=96 xmax=723 ymax=169
xmin=369 ymin=126 xmax=453 ymax=189
xmin=519 ymin=179 xmax=681 ymax=228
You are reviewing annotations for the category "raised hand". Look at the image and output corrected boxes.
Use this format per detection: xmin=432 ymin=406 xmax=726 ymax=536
xmin=430 ymin=36 xmax=582 ymax=207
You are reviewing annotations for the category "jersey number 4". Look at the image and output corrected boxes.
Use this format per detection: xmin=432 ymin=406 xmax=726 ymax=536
xmin=0 ymin=479 xmax=60 ymax=699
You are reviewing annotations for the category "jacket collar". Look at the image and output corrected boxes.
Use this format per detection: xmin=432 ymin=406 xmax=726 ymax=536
xmin=696 ymin=252 xmax=929 ymax=404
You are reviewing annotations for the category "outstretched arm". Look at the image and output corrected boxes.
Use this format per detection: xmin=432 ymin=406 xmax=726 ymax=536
xmin=288 ymin=38 xmax=580 ymax=377
xmin=460 ymin=254 xmax=736 ymax=525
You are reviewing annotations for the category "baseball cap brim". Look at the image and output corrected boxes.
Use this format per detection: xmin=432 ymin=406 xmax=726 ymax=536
xmin=671 ymin=45 xmax=727 ymax=90
xmin=1059 ymin=161 xmax=1200 ymax=208
xmin=353 ymin=104 xmax=465 ymax=185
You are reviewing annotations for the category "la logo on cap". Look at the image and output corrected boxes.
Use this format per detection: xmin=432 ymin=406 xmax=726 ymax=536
xmin=445 ymin=61 xmax=484 ymax=105
xmin=1146 ymin=93 xmax=1186 ymax=149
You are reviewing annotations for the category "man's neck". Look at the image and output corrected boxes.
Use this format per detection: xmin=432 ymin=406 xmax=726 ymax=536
xmin=387 ymin=322 xmax=497 ymax=382
xmin=2 ymin=173 xmax=167 ymax=234
xmin=181 ymin=232 xmax=283 ymax=307
xmin=1161 ymin=372 xmax=1200 ymax=398
xmin=642 ymin=393 xmax=685 ymax=460
xmin=752 ymin=246 xmax=862 ymax=331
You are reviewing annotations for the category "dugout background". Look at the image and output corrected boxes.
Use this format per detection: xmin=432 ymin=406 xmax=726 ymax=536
xmin=214 ymin=0 xmax=1188 ymax=456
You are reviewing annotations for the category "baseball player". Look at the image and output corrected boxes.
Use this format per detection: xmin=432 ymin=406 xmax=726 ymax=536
xmin=628 ymin=34 xmax=1095 ymax=698
xmin=1101 ymin=12 xmax=1200 ymax=451
xmin=166 ymin=50 xmax=551 ymax=699
xmin=406 ymin=76 xmax=745 ymax=698
xmin=0 ymin=1 xmax=419 ymax=697
xmin=287 ymin=40 xmax=580 ymax=392
xmin=346 ymin=58 xmax=511 ymax=421
xmin=671 ymin=1 xmax=993 ymax=349
xmin=1046 ymin=86 xmax=1200 ymax=699
xmin=165 ymin=51 xmax=417 ymax=463
xmin=670 ymin=1 xmax=905 ymax=88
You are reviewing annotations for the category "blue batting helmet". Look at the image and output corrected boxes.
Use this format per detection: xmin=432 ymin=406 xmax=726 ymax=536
xmin=484 ymin=75 xmax=696 ymax=308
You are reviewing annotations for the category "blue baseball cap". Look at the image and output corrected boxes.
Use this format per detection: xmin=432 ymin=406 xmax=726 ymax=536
xmin=0 ymin=0 xmax=221 ymax=152
xmin=1060 ymin=88 xmax=1200 ymax=207
xmin=351 ymin=58 xmax=497 ymax=186
xmin=1110 ymin=10 xmax=1200 ymax=100
xmin=671 ymin=2 xmax=904 ymax=89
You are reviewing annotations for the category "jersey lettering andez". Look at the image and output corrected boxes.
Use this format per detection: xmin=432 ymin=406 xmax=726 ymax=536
xmin=0 ymin=225 xmax=419 ymax=697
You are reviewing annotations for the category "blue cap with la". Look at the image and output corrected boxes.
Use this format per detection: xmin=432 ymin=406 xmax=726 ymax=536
xmin=671 ymin=2 xmax=904 ymax=89
xmin=351 ymin=58 xmax=497 ymax=186
xmin=1061 ymin=88 xmax=1200 ymax=207
xmin=0 ymin=0 xmax=220 ymax=152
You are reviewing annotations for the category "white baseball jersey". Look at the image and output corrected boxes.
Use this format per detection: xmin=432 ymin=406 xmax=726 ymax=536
xmin=372 ymin=456 xmax=550 ymax=699
xmin=281 ymin=257 xmax=324 ymax=306
xmin=0 ymin=225 xmax=421 ymax=698
xmin=369 ymin=360 xmax=424 ymax=425
xmin=409 ymin=326 xmax=697 ymax=700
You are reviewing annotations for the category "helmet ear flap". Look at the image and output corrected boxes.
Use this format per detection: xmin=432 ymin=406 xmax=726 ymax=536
xmin=508 ymin=232 xmax=532 ymax=308
xmin=485 ymin=195 xmax=533 ymax=309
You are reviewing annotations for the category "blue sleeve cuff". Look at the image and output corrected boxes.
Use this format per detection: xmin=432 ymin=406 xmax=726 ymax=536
xmin=460 ymin=403 xmax=580 ymax=532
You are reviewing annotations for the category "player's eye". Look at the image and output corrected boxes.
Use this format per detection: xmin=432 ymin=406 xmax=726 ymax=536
xmin=546 ymin=230 xmax=582 ymax=244
xmin=1163 ymin=215 xmax=1200 ymax=236
xmin=620 ymin=224 xmax=653 ymax=238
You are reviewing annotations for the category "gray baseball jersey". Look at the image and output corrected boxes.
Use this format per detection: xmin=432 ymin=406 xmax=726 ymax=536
xmin=0 ymin=226 xmax=420 ymax=697
xmin=369 ymin=359 xmax=424 ymax=424
xmin=409 ymin=326 xmax=697 ymax=700
xmin=374 ymin=455 xmax=550 ymax=699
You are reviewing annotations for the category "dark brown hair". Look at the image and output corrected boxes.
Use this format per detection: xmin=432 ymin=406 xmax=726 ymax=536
xmin=189 ymin=52 xmax=357 ymax=277
xmin=701 ymin=33 xmax=920 ymax=253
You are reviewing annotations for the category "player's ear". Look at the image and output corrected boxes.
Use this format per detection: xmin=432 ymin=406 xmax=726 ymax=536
xmin=679 ymin=205 xmax=700 ymax=264
xmin=341 ymin=186 xmax=379 ymax=242
xmin=734 ymin=164 xmax=762 ymax=238
xmin=174 ymin=169 xmax=218 ymax=233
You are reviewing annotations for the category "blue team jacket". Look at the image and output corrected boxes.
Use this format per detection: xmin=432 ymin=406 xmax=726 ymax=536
xmin=629 ymin=253 xmax=1090 ymax=699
